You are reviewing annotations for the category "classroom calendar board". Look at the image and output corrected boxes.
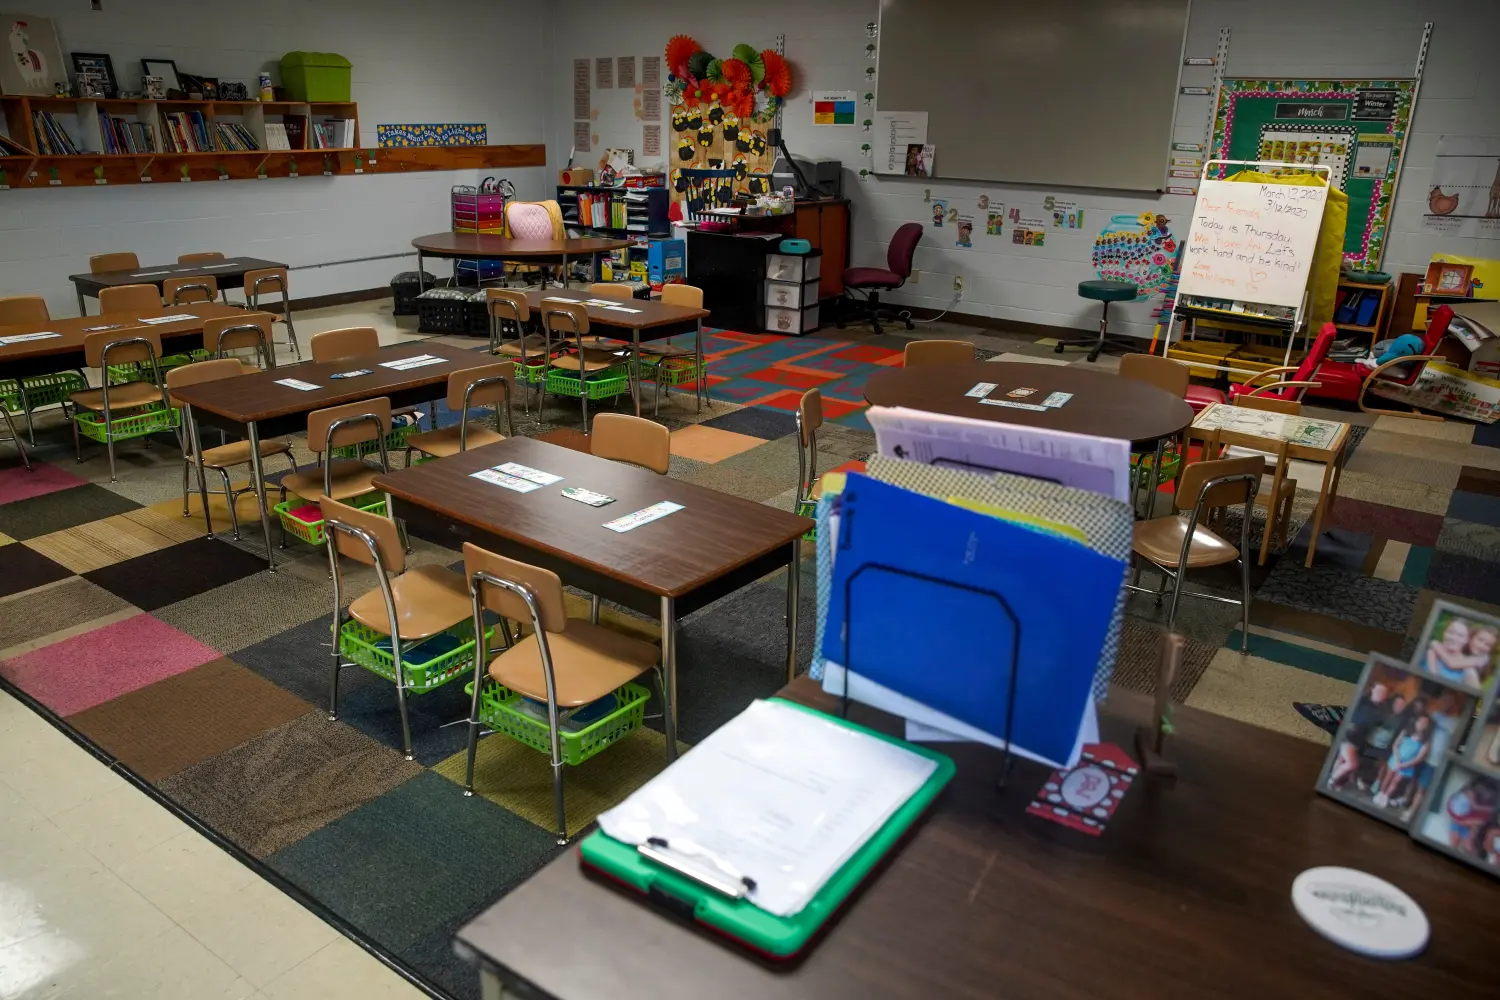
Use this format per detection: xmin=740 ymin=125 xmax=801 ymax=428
xmin=1177 ymin=177 xmax=1330 ymax=309
xmin=1210 ymin=80 xmax=1413 ymax=268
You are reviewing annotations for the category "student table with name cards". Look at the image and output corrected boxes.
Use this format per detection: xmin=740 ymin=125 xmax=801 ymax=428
xmin=67 ymin=256 xmax=289 ymax=315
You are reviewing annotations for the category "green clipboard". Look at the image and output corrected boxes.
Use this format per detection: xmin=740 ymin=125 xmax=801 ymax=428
xmin=577 ymin=697 xmax=956 ymax=960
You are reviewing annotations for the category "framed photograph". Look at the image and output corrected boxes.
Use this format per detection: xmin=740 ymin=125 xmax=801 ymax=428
xmin=1412 ymin=599 xmax=1500 ymax=694
xmin=140 ymin=58 xmax=182 ymax=95
xmin=70 ymin=52 xmax=118 ymax=99
xmin=1423 ymin=261 xmax=1474 ymax=297
xmin=1411 ymin=755 xmax=1500 ymax=878
xmin=1469 ymin=679 xmax=1500 ymax=768
xmin=1 ymin=14 xmax=69 ymax=96
xmin=1316 ymin=653 xmax=1475 ymax=829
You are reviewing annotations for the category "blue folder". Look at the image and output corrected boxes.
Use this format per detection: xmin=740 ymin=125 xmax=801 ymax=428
xmin=821 ymin=474 xmax=1126 ymax=765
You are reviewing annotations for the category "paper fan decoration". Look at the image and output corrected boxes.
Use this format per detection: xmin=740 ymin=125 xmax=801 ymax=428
xmin=687 ymin=50 xmax=714 ymax=80
xmin=666 ymin=35 xmax=701 ymax=77
xmin=721 ymin=58 xmax=752 ymax=89
xmin=663 ymin=36 xmax=791 ymax=123
xmin=760 ymin=50 xmax=791 ymax=97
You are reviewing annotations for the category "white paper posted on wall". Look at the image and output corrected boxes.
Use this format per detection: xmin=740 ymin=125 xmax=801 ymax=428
xmin=873 ymin=111 xmax=928 ymax=175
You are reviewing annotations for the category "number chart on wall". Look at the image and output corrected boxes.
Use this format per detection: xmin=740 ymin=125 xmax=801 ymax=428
xmin=1210 ymin=80 xmax=1413 ymax=268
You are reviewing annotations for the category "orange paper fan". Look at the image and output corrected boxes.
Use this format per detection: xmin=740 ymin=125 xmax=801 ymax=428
xmin=721 ymin=58 xmax=752 ymax=89
xmin=761 ymin=49 xmax=792 ymax=97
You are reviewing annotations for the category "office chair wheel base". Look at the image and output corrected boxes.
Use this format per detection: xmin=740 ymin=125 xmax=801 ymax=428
xmin=1054 ymin=342 xmax=1066 ymax=354
xmin=1087 ymin=347 xmax=1103 ymax=363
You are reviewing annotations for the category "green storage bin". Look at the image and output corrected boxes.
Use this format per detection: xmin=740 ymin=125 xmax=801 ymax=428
xmin=279 ymin=52 xmax=352 ymax=102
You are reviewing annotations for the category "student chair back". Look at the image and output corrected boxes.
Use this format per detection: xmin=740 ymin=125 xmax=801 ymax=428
xmin=0 ymin=295 xmax=48 ymax=325
xmin=90 ymin=252 xmax=139 ymax=273
xmin=1176 ymin=454 xmax=1263 ymax=514
xmin=505 ymin=200 xmax=564 ymax=240
xmin=99 ymin=284 xmax=162 ymax=314
xmin=164 ymin=357 xmax=246 ymax=403
xmin=660 ymin=283 xmax=704 ymax=309
xmin=178 ymin=252 xmax=225 ymax=265
xmin=311 ymin=326 xmax=379 ymax=363
xmin=487 ymin=288 xmax=530 ymax=323
xmin=463 ymin=542 xmax=567 ymax=633
xmin=307 ymin=397 xmax=392 ymax=454
xmin=321 ymin=495 xmax=406 ymax=574
xmin=84 ymin=329 xmax=162 ymax=370
xmin=164 ymin=275 xmax=217 ymax=306
xmin=903 ymin=339 xmax=975 ymax=367
xmin=540 ymin=299 xmax=590 ymax=347
xmin=588 ymin=283 xmax=633 ymax=302
xmin=1119 ymin=352 xmax=1189 ymax=398
xmin=797 ymin=388 xmax=823 ymax=502
xmin=591 ymin=413 xmax=669 ymax=474
xmin=447 ymin=362 xmax=514 ymax=410
xmin=1234 ymin=393 xmax=1300 ymax=416
xmin=203 ymin=313 xmax=275 ymax=368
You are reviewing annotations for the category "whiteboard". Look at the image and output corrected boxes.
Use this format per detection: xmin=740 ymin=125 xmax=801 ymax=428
xmin=1177 ymin=177 xmax=1330 ymax=309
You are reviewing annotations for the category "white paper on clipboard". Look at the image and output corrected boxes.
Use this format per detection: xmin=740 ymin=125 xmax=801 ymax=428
xmin=874 ymin=111 xmax=928 ymax=175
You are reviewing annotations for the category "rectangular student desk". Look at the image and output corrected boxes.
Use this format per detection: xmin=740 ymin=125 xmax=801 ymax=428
xmin=371 ymin=437 xmax=812 ymax=717
xmin=521 ymin=291 xmax=709 ymax=416
xmin=454 ymin=677 xmax=1493 ymax=1000
xmin=166 ymin=342 xmax=489 ymax=570
xmin=67 ymin=257 xmax=288 ymax=316
xmin=0 ymin=302 xmax=247 ymax=379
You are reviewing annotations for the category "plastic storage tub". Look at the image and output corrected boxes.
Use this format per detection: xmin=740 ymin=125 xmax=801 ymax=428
xmin=279 ymin=52 xmax=352 ymax=102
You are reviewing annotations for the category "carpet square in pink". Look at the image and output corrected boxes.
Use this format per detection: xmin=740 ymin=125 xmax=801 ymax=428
xmin=0 ymin=613 xmax=222 ymax=716
xmin=0 ymin=462 xmax=89 ymax=505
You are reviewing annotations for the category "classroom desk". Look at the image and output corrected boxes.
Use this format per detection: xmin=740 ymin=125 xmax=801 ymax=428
xmin=371 ymin=437 xmax=813 ymax=714
xmin=0 ymin=302 xmax=247 ymax=379
xmin=410 ymin=234 xmax=631 ymax=292
xmin=523 ymin=290 xmax=710 ymax=415
xmin=166 ymin=342 xmax=489 ymax=570
xmin=454 ymin=676 xmax=1495 ymax=1000
xmin=67 ymin=257 xmax=288 ymax=316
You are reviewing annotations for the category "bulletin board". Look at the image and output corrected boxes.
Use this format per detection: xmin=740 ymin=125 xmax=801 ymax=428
xmin=665 ymin=104 xmax=776 ymax=210
xmin=1210 ymin=79 xmax=1414 ymax=268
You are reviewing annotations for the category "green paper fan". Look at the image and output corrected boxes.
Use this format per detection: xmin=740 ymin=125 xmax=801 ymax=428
xmin=732 ymin=44 xmax=766 ymax=83
xmin=705 ymin=58 xmax=724 ymax=83
xmin=687 ymin=51 xmax=714 ymax=79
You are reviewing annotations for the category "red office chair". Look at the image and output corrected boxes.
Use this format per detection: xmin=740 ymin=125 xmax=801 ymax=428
xmin=837 ymin=222 xmax=922 ymax=335
xmin=1183 ymin=322 xmax=1338 ymax=413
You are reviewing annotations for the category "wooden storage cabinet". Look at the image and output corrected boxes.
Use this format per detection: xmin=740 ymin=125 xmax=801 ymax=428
xmin=793 ymin=200 xmax=849 ymax=300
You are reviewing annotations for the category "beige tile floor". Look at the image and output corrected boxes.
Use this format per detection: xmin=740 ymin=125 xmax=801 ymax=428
xmin=0 ymin=689 xmax=427 ymax=1000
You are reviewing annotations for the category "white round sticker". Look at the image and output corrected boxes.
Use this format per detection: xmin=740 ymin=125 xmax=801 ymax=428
xmin=1291 ymin=867 xmax=1429 ymax=959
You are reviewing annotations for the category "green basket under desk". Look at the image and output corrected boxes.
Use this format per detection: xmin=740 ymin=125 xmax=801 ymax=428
xmin=578 ymin=697 xmax=956 ymax=960
xmin=73 ymin=402 xmax=180 ymax=444
xmin=640 ymin=355 xmax=703 ymax=388
xmin=340 ymin=617 xmax=492 ymax=694
xmin=274 ymin=494 xmax=387 ymax=547
xmin=107 ymin=350 xmax=210 ymax=385
xmin=466 ymin=678 xmax=650 ymax=767
xmin=330 ymin=420 xmax=420 ymax=460
xmin=545 ymin=366 xmax=632 ymax=401
xmin=1 ymin=371 xmax=88 ymax=413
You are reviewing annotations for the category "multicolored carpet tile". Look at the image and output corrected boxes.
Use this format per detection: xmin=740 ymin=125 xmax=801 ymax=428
xmin=4 ymin=320 xmax=1499 ymax=999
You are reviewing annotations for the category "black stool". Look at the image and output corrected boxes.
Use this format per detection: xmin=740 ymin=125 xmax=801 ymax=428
xmin=1055 ymin=279 xmax=1138 ymax=362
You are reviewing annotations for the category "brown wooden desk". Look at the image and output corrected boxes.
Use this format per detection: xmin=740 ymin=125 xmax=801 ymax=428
xmin=410 ymin=233 xmax=631 ymax=293
xmin=525 ymin=291 xmax=711 ymax=415
xmin=67 ymin=257 xmax=288 ymax=316
xmin=167 ymin=342 xmax=490 ymax=570
xmin=372 ymin=437 xmax=813 ymax=714
xmin=455 ymin=676 xmax=1495 ymax=1000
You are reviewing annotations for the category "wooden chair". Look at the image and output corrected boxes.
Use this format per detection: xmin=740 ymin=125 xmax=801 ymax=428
xmin=68 ymin=329 xmax=172 ymax=481
xmin=591 ymin=413 xmax=668 ymax=474
xmin=1128 ymin=454 xmax=1263 ymax=649
xmin=581 ymin=283 xmax=632 ymax=349
xmin=0 ymin=295 xmax=50 ymax=325
xmin=0 ymin=296 xmax=88 ymax=446
xmin=323 ymin=497 xmax=472 ymax=760
xmin=487 ymin=289 xmax=550 ymax=421
xmin=202 ymin=313 xmax=276 ymax=373
xmin=98 ymin=284 xmax=162 ymax=314
xmin=540 ymin=298 xmax=630 ymax=434
xmin=280 ymin=397 xmax=395 ymax=519
xmin=90 ymin=252 xmax=139 ymax=273
xmin=1201 ymin=427 xmax=1296 ymax=566
xmin=177 ymin=252 xmax=225 ymax=265
xmin=310 ymin=326 xmax=379 ymax=363
xmin=795 ymin=388 xmax=824 ymax=520
xmin=461 ymin=542 xmax=676 ymax=842
xmin=904 ymin=339 xmax=976 ymax=366
xmin=164 ymin=275 xmax=217 ymax=307
xmin=244 ymin=266 xmax=300 ymax=360
xmin=405 ymin=363 xmax=514 ymax=461
xmin=1119 ymin=353 xmax=1190 ymax=512
xmin=166 ymin=358 xmax=296 ymax=540
xmin=641 ymin=283 xmax=707 ymax=415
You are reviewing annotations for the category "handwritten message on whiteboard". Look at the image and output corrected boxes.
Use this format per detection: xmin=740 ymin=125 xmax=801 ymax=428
xmin=1176 ymin=179 xmax=1329 ymax=308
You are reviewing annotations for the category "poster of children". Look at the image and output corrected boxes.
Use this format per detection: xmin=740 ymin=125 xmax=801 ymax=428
xmin=1414 ymin=761 xmax=1500 ymax=875
xmin=1414 ymin=600 xmax=1500 ymax=692
xmin=986 ymin=211 xmax=1005 ymax=236
xmin=955 ymin=216 xmax=974 ymax=248
xmin=1048 ymin=197 xmax=1083 ymax=229
xmin=931 ymin=200 xmax=947 ymax=228
xmin=1319 ymin=654 xmax=1475 ymax=828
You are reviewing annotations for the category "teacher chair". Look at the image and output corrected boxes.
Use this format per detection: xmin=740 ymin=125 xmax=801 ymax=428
xmin=838 ymin=222 xmax=921 ymax=335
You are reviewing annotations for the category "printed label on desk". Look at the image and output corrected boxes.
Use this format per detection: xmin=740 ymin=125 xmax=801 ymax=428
xmin=137 ymin=313 xmax=197 ymax=325
xmin=496 ymin=462 xmax=563 ymax=486
xmin=471 ymin=468 xmax=543 ymax=493
xmin=379 ymin=354 xmax=446 ymax=371
xmin=131 ymin=270 xmax=173 ymax=277
xmin=328 ymin=369 xmax=373 ymax=379
xmin=274 ymin=378 xmax=321 ymax=391
xmin=601 ymin=305 xmax=642 ymax=313
xmin=604 ymin=500 xmax=684 ymax=532
xmin=979 ymin=398 xmax=1049 ymax=412
xmin=964 ymin=382 xmax=997 ymax=399
xmin=0 ymin=331 xmax=62 ymax=346
xmin=201 ymin=263 xmax=239 ymax=270
xmin=1041 ymin=392 xmax=1073 ymax=408
xmin=561 ymin=486 xmax=616 ymax=507
xmin=81 ymin=324 xmax=124 ymax=333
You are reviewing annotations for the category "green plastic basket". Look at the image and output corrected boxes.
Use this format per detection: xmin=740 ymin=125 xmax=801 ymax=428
xmin=642 ymin=356 xmax=702 ymax=388
xmin=273 ymin=494 xmax=385 ymax=546
xmin=468 ymin=679 xmax=650 ymax=766
xmin=331 ymin=421 xmax=420 ymax=460
xmin=73 ymin=402 xmax=180 ymax=444
xmin=545 ymin=367 xmax=631 ymax=401
xmin=341 ymin=617 xmax=491 ymax=694
xmin=0 ymin=371 xmax=87 ymax=414
xmin=1131 ymin=448 xmax=1183 ymax=490
xmin=512 ymin=359 xmax=549 ymax=386
xmin=107 ymin=350 xmax=210 ymax=385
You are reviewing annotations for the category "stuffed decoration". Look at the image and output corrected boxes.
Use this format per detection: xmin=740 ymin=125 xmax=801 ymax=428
xmin=1361 ymin=333 xmax=1425 ymax=370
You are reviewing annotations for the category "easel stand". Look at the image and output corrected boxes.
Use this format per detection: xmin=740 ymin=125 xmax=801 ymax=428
xmin=1135 ymin=632 xmax=1184 ymax=779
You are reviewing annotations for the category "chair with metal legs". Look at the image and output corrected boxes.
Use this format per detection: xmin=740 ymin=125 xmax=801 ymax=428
xmin=280 ymin=397 xmax=401 ymax=545
xmin=461 ymin=541 xmax=677 ymax=844
xmin=98 ymin=283 xmax=163 ymax=314
xmin=244 ymin=267 xmax=300 ymax=360
xmin=166 ymin=358 xmax=296 ymax=540
xmin=1118 ymin=353 xmax=1191 ymax=515
xmin=586 ymin=412 xmax=670 ymax=623
xmin=1126 ymin=453 xmax=1263 ymax=651
xmin=323 ymin=497 xmax=473 ymax=760
xmin=90 ymin=252 xmax=139 ymax=273
xmin=540 ymin=298 xmax=631 ymax=435
xmin=794 ymin=388 xmax=823 ymax=522
xmin=404 ymin=363 xmax=515 ymax=462
xmin=163 ymin=275 xmax=217 ymax=308
xmin=1 ymin=406 xmax=31 ymax=471
xmin=177 ymin=252 xmax=232 ymax=304
xmin=903 ymin=340 xmax=976 ymax=366
xmin=0 ymin=295 xmax=88 ymax=446
xmin=640 ymin=283 xmax=708 ymax=415
xmin=487 ymin=290 xmax=550 ymax=424
xmin=67 ymin=330 xmax=176 ymax=483
xmin=202 ymin=313 xmax=278 ymax=373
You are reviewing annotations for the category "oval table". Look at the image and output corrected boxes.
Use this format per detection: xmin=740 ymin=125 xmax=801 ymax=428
xmin=410 ymin=233 xmax=634 ymax=291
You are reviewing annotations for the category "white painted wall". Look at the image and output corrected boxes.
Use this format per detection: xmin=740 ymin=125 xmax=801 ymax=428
xmin=549 ymin=0 xmax=1500 ymax=338
xmin=0 ymin=0 xmax=552 ymax=317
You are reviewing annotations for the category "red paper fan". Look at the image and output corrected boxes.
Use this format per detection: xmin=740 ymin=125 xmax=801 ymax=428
xmin=666 ymin=35 xmax=701 ymax=77
xmin=721 ymin=58 xmax=752 ymax=89
xmin=760 ymin=50 xmax=792 ymax=98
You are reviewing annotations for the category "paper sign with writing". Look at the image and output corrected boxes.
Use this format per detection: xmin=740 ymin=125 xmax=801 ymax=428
xmin=1176 ymin=179 xmax=1329 ymax=309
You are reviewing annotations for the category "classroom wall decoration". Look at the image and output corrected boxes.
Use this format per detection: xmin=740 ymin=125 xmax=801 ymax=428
xmin=1 ymin=13 xmax=67 ymax=96
xmin=1092 ymin=213 xmax=1177 ymax=301
xmin=1211 ymin=79 xmax=1414 ymax=269
xmin=1423 ymin=136 xmax=1500 ymax=240
xmin=376 ymin=123 xmax=487 ymax=148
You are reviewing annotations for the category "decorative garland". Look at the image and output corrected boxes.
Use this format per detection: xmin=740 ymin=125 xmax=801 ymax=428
xmin=664 ymin=35 xmax=791 ymax=125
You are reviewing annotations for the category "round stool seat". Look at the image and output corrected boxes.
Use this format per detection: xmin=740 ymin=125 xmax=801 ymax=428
xmin=1079 ymin=279 xmax=1137 ymax=302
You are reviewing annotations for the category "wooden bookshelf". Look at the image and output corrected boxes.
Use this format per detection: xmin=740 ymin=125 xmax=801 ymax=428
xmin=1333 ymin=277 xmax=1394 ymax=343
xmin=0 ymin=95 xmax=542 ymax=188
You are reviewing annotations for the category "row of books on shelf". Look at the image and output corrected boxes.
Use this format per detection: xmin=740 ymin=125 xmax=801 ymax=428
xmin=32 ymin=110 xmax=80 ymax=155
xmin=309 ymin=119 xmax=355 ymax=150
xmin=98 ymin=112 xmax=158 ymax=154
xmin=568 ymin=189 xmax=651 ymax=232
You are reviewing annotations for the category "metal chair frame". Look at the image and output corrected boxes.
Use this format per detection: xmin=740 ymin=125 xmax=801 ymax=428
xmin=170 ymin=282 xmax=215 ymax=306
xmin=404 ymin=374 xmax=515 ymax=465
xmin=541 ymin=304 xmax=630 ymax=436
xmin=74 ymin=336 xmax=171 ymax=483
xmin=212 ymin=322 xmax=277 ymax=370
xmin=247 ymin=273 xmax=301 ymax=360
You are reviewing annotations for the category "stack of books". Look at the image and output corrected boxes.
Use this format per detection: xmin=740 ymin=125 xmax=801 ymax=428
xmin=309 ymin=118 xmax=354 ymax=149
xmin=31 ymin=111 xmax=81 ymax=155
xmin=264 ymin=123 xmax=291 ymax=150
xmin=212 ymin=121 xmax=260 ymax=151
xmin=97 ymin=113 xmax=157 ymax=154
xmin=160 ymin=111 xmax=213 ymax=153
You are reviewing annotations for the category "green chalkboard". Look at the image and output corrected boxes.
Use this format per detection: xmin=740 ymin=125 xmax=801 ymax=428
xmin=1211 ymin=79 xmax=1413 ymax=268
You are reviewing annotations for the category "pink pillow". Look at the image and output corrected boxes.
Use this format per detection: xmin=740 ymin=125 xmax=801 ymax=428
xmin=507 ymin=203 xmax=553 ymax=240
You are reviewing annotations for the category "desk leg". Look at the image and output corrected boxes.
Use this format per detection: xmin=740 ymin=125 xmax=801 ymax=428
xmin=659 ymin=595 xmax=677 ymax=728
xmin=560 ymin=253 xmax=568 ymax=290
xmin=76 ymin=287 xmax=88 ymax=317
xmin=1144 ymin=438 xmax=1166 ymax=519
xmin=632 ymin=330 xmax=641 ymax=418
xmin=1305 ymin=452 xmax=1338 ymax=569
xmin=695 ymin=318 xmax=705 ymax=413
xmin=416 ymin=251 xmax=426 ymax=292
xmin=247 ymin=421 xmax=276 ymax=572
xmin=185 ymin=404 xmax=214 ymax=539
xmin=786 ymin=538 xmax=802 ymax=683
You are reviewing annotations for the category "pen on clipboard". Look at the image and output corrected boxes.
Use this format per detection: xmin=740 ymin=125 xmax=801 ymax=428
xmin=641 ymin=836 xmax=758 ymax=896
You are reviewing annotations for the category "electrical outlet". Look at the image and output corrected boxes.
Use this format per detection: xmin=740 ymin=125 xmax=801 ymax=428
xmin=909 ymin=270 xmax=920 ymax=285
xmin=953 ymin=276 xmax=964 ymax=292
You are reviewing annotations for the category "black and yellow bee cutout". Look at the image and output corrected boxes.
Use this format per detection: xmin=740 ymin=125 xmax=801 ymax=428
xmin=671 ymin=107 xmax=689 ymax=133
xmin=671 ymin=167 xmax=688 ymax=193
xmin=721 ymin=114 xmax=740 ymax=144
xmin=746 ymin=172 xmax=771 ymax=195
xmin=732 ymin=153 xmax=749 ymax=181
xmin=685 ymin=108 xmax=703 ymax=131
xmin=748 ymin=131 xmax=768 ymax=157
xmin=677 ymin=136 xmax=695 ymax=161
xmin=697 ymin=123 xmax=714 ymax=147
xmin=706 ymin=100 xmax=724 ymax=126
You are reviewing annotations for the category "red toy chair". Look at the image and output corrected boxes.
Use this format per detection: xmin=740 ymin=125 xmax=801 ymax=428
xmin=1183 ymin=322 xmax=1338 ymax=413
xmin=837 ymin=222 xmax=922 ymax=335
xmin=1313 ymin=304 xmax=1454 ymax=421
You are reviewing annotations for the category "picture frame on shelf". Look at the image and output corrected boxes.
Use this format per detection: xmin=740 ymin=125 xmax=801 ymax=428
xmin=1423 ymin=261 xmax=1474 ymax=297
xmin=1410 ymin=754 xmax=1500 ymax=878
xmin=140 ymin=58 xmax=182 ymax=95
xmin=70 ymin=52 xmax=118 ymax=99
xmin=219 ymin=81 xmax=249 ymax=102
xmin=1412 ymin=599 xmax=1500 ymax=695
xmin=1467 ymin=673 xmax=1500 ymax=768
xmin=1 ymin=14 xmax=68 ymax=96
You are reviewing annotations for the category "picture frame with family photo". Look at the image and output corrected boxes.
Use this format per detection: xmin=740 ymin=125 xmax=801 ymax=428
xmin=1412 ymin=599 xmax=1500 ymax=695
xmin=1411 ymin=755 xmax=1500 ymax=880
xmin=1316 ymin=653 xmax=1475 ymax=830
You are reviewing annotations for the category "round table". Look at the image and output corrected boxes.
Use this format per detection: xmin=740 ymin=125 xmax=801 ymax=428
xmin=409 ymin=233 xmax=633 ymax=290
xmin=865 ymin=361 xmax=1194 ymax=449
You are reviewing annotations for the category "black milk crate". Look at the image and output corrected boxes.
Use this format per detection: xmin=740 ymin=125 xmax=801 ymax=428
xmin=415 ymin=288 xmax=472 ymax=333
xmin=391 ymin=271 xmax=436 ymax=315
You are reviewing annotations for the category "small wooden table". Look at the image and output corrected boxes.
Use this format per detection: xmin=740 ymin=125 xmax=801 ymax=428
xmin=526 ymin=291 xmax=710 ymax=416
xmin=67 ymin=257 xmax=288 ymax=316
xmin=1190 ymin=403 xmax=1349 ymax=568
xmin=167 ymin=342 xmax=491 ymax=570
xmin=454 ymin=676 xmax=1495 ymax=1000
xmin=410 ymin=233 xmax=631 ymax=292
xmin=372 ymin=437 xmax=813 ymax=715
